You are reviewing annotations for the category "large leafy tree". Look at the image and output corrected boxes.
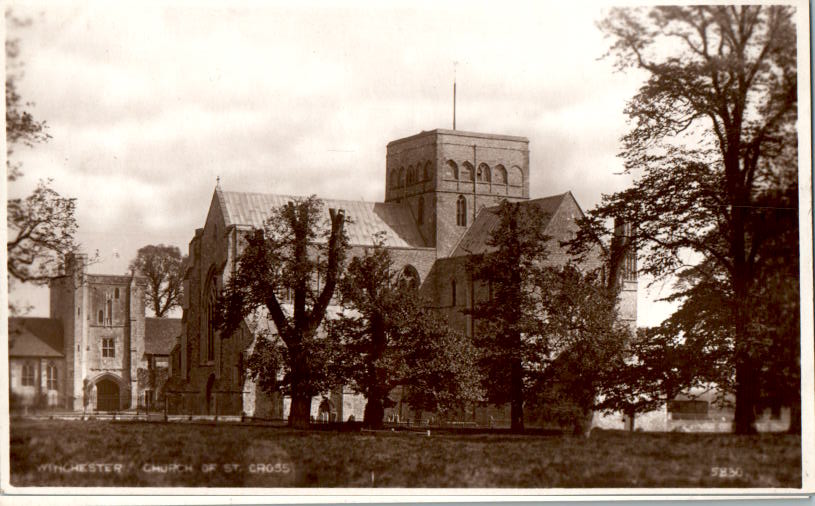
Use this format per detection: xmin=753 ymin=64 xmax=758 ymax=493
xmin=594 ymin=323 xmax=722 ymax=432
xmin=466 ymin=200 xmax=552 ymax=433
xmin=628 ymin=181 xmax=801 ymax=433
xmin=129 ymin=244 xmax=187 ymax=317
xmin=219 ymin=196 xmax=348 ymax=428
xmin=6 ymin=11 xmax=78 ymax=314
xmin=529 ymin=266 xmax=632 ymax=435
xmin=752 ymin=184 xmax=800 ymax=433
xmin=330 ymin=238 xmax=481 ymax=428
xmin=586 ymin=6 xmax=798 ymax=434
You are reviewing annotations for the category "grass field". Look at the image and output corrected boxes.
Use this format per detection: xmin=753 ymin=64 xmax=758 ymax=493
xmin=8 ymin=419 xmax=801 ymax=488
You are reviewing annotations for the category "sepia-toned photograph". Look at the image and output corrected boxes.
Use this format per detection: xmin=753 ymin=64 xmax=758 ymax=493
xmin=2 ymin=0 xmax=812 ymax=499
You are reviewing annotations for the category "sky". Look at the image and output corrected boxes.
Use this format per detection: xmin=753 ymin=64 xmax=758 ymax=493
xmin=6 ymin=0 xmax=681 ymax=325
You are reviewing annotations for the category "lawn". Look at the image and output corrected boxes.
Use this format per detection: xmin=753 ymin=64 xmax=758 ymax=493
xmin=8 ymin=419 xmax=801 ymax=488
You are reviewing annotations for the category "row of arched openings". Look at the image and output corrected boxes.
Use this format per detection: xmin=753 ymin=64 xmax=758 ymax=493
xmin=388 ymin=161 xmax=434 ymax=189
xmin=444 ymin=160 xmax=523 ymax=186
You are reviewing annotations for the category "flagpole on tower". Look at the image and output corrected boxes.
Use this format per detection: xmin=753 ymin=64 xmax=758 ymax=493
xmin=453 ymin=61 xmax=458 ymax=130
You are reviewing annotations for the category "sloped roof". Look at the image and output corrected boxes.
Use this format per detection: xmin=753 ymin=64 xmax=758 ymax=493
xmin=144 ymin=317 xmax=181 ymax=355
xmin=452 ymin=193 xmax=569 ymax=257
xmin=217 ymin=190 xmax=427 ymax=248
xmin=8 ymin=318 xmax=64 ymax=358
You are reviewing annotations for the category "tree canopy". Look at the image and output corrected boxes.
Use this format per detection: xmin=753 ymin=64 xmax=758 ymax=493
xmin=583 ymin=6 xmax=799 ymax=433
xmin=330 ymin=237 xmax=481 ymax=428
xmin=466 ymin=200 xmax=552 ymax=432
xmin=219 ymin=196 xmax=348 ymax=427
xmin=527 ymin=265 xmax=632 ymax=435
xmin=129 ymin=244 xmax=187 ymax=317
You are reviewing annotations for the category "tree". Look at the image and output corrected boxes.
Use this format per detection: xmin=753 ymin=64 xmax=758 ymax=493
xmin=631 ymin=180 xmax=801 ymax=433
xmin=528 ymin=265 xmax=632 ymax=435
xmin=466 ymin=200 xmax=552 ymax=433
xmin=7 ymin=182 xmax=78 ymax=284
xmin=6 ymin=11 xmax=78 ymax=315
xmin=329 ymin=237 xmax=481 ymax=428
xmin=751 ymin=183 xmax=800 ymax=434
xmin=129 ymin=244 xmax=187 ymax=317
xmin=589 ymin=6 xmax=798 ymax=434
xmin=594 ymin=324 xmax=720 ymax=432
xmin=219 ymin=196 xmax=348 ymax=428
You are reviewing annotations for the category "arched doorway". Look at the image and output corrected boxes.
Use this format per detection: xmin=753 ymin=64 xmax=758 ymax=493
xmin=205 ymin=374 xmax=216 ymax=415
xmin=96 ymin=378 xmax=120 ymax=412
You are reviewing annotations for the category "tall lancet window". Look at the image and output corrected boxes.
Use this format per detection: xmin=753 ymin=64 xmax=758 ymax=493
xmin=206 ymin=276 xmax=217 ymax=362
xmin=456 ymin=195 xmax=467 ymax=226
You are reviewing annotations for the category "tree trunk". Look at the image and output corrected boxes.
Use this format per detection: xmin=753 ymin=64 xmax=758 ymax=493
xmin=572 ymin=407 xmax=594 ymax=437
xmin=787 ymin=402 xmax=801 ymax=434
xmin=363 ymin=396 xmax=385 ymax=429
xmin=510 ymin=356 xmax=524 ymax=433
xmin=289 ymin=393 xmax=312 ymax=429
xmin=732 ymin=287 xmax=758 ymax=435
xmin=733 ymin=354 xmax=758 ymax=434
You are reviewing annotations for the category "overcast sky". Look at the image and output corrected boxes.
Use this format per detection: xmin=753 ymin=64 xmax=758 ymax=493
xmin=7 ymin=0 xmax=681 ymax=325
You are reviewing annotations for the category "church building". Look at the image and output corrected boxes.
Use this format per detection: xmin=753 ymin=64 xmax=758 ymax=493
xmin=166 ymin=128 xmax=638 ymax=423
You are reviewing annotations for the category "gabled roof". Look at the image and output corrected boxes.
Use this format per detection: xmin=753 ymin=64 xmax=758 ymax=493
xmin=8 ymin=318 xmax=64 ymax=358
xmin=452 ymin=193 xmax=572 ymax=257
xmin=217 ymin=190 xmax=427 ymax=248
xmin=144 ymin=317 xmax=181 ymax=355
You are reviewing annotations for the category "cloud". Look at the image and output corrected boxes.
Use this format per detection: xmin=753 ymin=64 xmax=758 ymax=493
xmin=7 ymin=0 xmax=665 ymax=322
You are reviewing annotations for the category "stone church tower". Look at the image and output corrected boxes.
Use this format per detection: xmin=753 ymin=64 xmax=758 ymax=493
xmin=47 ymin=253 xmax=147 ymax=411
xmin=384 ymin=129 xmax=530 ymax=256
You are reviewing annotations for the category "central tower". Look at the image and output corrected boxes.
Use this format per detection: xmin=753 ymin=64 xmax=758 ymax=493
xmin=385 ymin=129 xmax=530 ymax=256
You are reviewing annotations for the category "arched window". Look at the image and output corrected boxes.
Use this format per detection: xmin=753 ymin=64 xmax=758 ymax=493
xmin=398 ymin=265 xmax=421 ymax=291
xmin=407 ymin=165 xmax=415 ymax=185
xmin=423 ymin=161 xmax=433 ymax=181
xmin=114 ymin=287 xmax=119 ymax=299
xmin=417 ymin=196 xmax=424 ymax=225
xmin=451 ymin=279 xmax=457 ymax=306
xmin=98 ymin=310 xmax=104 ymax=324
xmin=508 ymin=165 xmax=523 ymax=186
xmin=494 ymin=165 xmax=507 ymax=184
xmin=21 ymin=362 xmax=35 ymax=386
xmin=398 ymin=167 xmax=405 ymax=186
xmin=106 ymin=299 xmax=112 ymax=324
xmin=461 ymin=162 xmax=474 ymax=181
xmin=46 ymin=363 xmax=58 ymax=390
xmin=445 ymin=160 xmax=458 ymax=180
xmin=456 ymin=196 xmax=467 ymax=226
xmin=205 ymin=275 xmax=217 ymax=362
xmin=477 ymin=163 xmax=491 ymax=183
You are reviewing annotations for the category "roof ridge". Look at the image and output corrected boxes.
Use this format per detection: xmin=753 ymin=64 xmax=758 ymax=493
xmin=219 ymin=189 xmax=407 ymax=208
xmin=214 ymin=186 xmax=231 ymax=227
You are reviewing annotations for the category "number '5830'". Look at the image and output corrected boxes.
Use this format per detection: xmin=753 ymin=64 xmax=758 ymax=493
xmin=711 ymin=466 xmax=743 ymax=478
